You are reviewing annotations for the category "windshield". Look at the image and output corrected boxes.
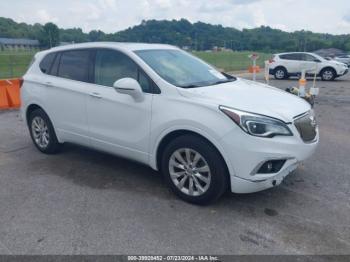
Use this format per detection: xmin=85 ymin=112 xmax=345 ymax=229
xmin=135 ymin=49 xmax=235 ymax=88
xmin=312 ymin=53 xmax=326 ymax=62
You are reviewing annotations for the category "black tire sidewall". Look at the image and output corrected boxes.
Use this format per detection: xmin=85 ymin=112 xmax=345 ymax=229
xmin=161 ymin=135 xmax=228 ymax=205
xmin=29 ymin=109 xmax=61 ymax=154
xmin=321 ymin=68 xmax=335 ymax=81
xmin=274 ymin=68 xmax=287 ymax=80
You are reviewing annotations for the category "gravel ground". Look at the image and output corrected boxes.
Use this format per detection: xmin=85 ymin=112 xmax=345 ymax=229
xmin=0 ymin=73 xmax=349 ymax=255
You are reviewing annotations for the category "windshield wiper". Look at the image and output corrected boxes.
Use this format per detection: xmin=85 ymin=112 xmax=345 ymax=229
xmin=208 ymin=79 xmax=235 ymax=86
xmin=179 ymin=84 xmax=202 ymax=88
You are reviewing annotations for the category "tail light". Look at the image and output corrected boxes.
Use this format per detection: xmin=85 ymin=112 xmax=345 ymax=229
xmin=19 ymin=78 xmax=24 ymax=88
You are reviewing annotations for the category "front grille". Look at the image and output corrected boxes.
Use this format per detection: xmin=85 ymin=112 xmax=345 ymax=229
xmin=294 ymin=112 xmax=317 ymax=142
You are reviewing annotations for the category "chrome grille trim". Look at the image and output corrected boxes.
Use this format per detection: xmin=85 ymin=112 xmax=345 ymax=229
xmin=293 ymin=111 xmax=317 ymax=143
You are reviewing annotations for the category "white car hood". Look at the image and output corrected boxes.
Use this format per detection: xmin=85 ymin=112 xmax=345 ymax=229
xmin=178 ymin=78 xmax=311 ymax=122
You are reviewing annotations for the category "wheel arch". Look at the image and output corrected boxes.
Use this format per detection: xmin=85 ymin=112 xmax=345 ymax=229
xmin=274 ymin=66 xmax=288 ymax=73
xmin=320 ymin=66 xmax=337 ymax=80
xmin=320 ymin=66 xmax=336 ymax=74
xmin=154 ymin=129 xmax=233 ymax=184
xmin=25 ymin=103 xmax=62 ymax=142
xmin=26 ymin=104 xmax=45 ymax=126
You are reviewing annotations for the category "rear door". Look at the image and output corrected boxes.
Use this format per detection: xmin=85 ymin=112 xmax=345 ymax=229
xmin=44 ymin=49 xmax=93 ymax=146
xmin=86 ymin=48 xmax=154 ymax=164
xmin=279 ymin=53 xmax=301 ymax=74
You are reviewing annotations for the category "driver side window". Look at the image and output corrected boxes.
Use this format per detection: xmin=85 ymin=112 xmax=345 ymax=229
xmin=94 ymin=49 xmax=137 ymax=87
xmin=94 ymin=49 xmax=156 ymax=93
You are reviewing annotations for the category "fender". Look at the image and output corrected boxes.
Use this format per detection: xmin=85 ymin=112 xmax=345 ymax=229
xmin=149 ymin=124 xmax=237 ymax=179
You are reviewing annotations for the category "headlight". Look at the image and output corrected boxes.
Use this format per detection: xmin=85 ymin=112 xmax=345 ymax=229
xmin=219 ymin=106 xmax=293 ymax=138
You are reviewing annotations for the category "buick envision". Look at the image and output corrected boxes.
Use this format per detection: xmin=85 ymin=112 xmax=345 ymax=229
xmin=21 ymin=43 xmax=319 ymax=204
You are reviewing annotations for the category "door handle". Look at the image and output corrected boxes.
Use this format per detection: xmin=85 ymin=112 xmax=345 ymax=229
xmin=90 ymin=92 xmax=102 ymax=99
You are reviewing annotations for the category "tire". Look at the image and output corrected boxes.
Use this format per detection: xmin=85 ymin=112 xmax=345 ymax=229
xmin=320 ymin=68 xmax=336 ymax=81
xmin=161 ymin=135 xmax=228 ymax=205
xmin=274 ymin=67 xmax=288 ymax=80
xmin=28 ymin=109 xmax=62 ymax=154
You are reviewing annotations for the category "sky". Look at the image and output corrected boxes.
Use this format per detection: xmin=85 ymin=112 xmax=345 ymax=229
xmin=1 ymin=0 xmax=350 ymax=35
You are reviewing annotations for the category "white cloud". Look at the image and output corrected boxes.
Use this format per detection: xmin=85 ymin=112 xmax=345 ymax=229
xmin=0 ymin=0 xmax=349 ymax=34
xmin=36 ymin=9 xmax=58 ymax=24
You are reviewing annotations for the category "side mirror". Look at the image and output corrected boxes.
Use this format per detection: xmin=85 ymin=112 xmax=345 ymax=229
xmin=113 ymin=78 xmax=143 ymax=100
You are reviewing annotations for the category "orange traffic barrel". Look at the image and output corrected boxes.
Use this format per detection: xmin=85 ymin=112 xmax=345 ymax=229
xmin=0 ymin=78 xmax=22 ymax=109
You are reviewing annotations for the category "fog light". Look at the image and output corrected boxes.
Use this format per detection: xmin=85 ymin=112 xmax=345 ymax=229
xmin=256 ymin=160 xmax=286 ymax=174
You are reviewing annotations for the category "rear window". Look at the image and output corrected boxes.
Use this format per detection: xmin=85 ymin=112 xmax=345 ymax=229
xmin=39 ymin=53 xmax=56 ymax=74
xmin=57 ymin=50 xmax=91 ymax=82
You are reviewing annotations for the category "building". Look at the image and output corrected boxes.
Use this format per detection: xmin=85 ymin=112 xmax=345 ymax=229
xmin=0 ymin=37 xmax=40 ymax=50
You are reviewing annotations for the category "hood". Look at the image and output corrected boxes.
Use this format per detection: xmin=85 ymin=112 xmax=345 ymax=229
xmin=330 ymin=60 xmax=348 ymax=67
xmin=178 ymin=78 xmax=311 ymax=122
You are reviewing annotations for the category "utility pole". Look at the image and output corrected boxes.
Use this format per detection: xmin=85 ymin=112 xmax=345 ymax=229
xmin=49 ymin=30 xmax=52 ymax=48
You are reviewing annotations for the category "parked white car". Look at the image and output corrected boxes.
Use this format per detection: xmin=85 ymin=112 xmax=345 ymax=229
xmin=21 ymin=43 xmax=319 ymax=204
xmin=269 ymin=52 xmax=348 ymax=81
xmin=333 ymin=54 xmax=350 ymax=66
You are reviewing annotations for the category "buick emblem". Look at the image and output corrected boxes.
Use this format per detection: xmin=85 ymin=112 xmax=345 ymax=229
xmin=310 ymin=116 xmax=317 ymax=127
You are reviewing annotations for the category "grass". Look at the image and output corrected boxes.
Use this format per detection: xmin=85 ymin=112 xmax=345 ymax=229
xmin=0 ymin=50 xmax=37 ymax=79
xmin=193 ymin=51 xmax=272 ymax=72
xmin=0 ymin=50 xmax=271 ymax=79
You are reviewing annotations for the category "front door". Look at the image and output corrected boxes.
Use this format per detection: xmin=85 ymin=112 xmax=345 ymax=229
xmin=86 ymin=49 xmax=154 ymax=164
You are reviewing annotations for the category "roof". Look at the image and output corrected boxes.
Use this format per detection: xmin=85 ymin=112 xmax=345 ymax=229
xmin=49 ymin=42 xmax=177 ymax=52
xmin=0 ymin=37 xmax=39 ymax=46
xmin=274 ymin=52 xmax=317 ymax=55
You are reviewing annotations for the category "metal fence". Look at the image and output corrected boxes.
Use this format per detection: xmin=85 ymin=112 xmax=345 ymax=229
xmin=0 ymin=50 xmax=37 ymax=79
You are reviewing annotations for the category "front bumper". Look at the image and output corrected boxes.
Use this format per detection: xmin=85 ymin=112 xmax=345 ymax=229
xmin=220 ymin=124 xmax=319 ymax=193
xmin=339 ymin=69 xmax=349 ymax=76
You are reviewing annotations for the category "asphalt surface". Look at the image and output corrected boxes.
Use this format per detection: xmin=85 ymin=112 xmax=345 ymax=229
xmin=0 ymin=73 xmax=349 ymax=255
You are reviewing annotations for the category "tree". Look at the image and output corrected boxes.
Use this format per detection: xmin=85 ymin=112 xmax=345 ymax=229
xmin=39 ymin=22 xmax=60 ymax=48
xmin=1 ymin=16 xmax=350 ymax=52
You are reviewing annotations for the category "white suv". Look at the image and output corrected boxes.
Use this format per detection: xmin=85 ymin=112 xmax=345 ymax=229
xmin=269 ymin=52 xmax=348 ymax=81
xmin=21 ymin=43 xmax=318 ymax=204
xmin=334 ymin=54 xmax=350 ymax=66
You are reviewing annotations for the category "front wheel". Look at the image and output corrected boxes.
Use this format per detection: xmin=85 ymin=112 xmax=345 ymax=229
xmin=321 ymin=68 xmax=336 ymax=81
xmin=161 ymin=135 xmax=228 ymax=205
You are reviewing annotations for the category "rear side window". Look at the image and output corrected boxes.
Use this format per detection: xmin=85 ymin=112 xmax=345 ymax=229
xmin=39 ymin=53 xmax=56 ymax=74
xmin=279 ymin=53 xmax=302 ymax=61
xmin=50 ymin=53 xmax=60 ymax=76
xmin=58 ymin=50 xmax=91 ymax=82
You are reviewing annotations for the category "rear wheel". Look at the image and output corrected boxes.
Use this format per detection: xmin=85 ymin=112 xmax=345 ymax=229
xmin=161 ymin=135 xmax=228 ymax=205
xmin=28 ymin=109 xmax=62 ymax=154
xmin=321 ymin=68 xmax=336 ymax=81
xmin=274 ymin=67 xmax=288 ymax=80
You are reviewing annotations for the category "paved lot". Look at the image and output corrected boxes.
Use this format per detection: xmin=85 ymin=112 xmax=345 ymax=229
xmin=0 ymin=74 xmax=349 ymax=255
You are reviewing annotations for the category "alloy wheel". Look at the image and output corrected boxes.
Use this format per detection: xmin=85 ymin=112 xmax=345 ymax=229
xmin=169 ymin=148 xmax=211 ymax=196
xmin=275 ymin=69 xmax=285 ymax=79
xmin=31 ymin=116 xmax=50 ymax=149
xmin=322 ymin=70 xmax=334 ymax=80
